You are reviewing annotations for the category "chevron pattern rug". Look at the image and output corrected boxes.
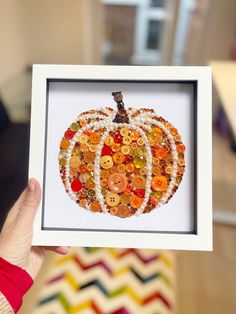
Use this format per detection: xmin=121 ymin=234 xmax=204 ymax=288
xmin=33 ymin=248 xmax=175 ymax=314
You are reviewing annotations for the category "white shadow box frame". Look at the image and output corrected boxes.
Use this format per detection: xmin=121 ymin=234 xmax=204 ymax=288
xmin=30 ymin=65 xmax=212 ymax=250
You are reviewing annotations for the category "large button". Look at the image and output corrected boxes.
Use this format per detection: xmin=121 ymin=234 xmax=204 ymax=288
xmin=108 ymin=172 xmax=127 ymax=193
xmin=113 ymin=152 xmax=125 ymax=164
xmin=69 ymin=156 xmax=81 ymax=168
xmin=130 ymin=195 xmax=143 ymax=209
xmin=151 ymin=176 xmax=168 ymax=191
xmin=100 ymin=156 xmax=113 ymax=169
xmin=90 ymin=132 xmax=101 ymax=144
xmin=71 ymin=179 xmax=82 ymax=192
xmin=132 ymin=175 xmax=146 ymax=189
xmin=105 ymin=192 xmax=120 ymax=207
xmin=117 ymin=205 xmax=130 ymax=218
xmin=104 ymin=136 xmax=114 ymax=146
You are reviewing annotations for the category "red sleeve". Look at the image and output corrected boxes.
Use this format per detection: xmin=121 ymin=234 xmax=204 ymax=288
xmin=0 ymin=257 xmax=33 ymax=313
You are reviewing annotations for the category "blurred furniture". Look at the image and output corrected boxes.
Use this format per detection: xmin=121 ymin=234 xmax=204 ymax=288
xmin=211 ymin=60 xmax=236 ymax=226
xmin=210 ymin=60 xmax=236 ymax=142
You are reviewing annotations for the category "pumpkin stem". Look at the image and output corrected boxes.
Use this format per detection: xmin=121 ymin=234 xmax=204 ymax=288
xmin=112 ymin=91 xmax=129 ymax=123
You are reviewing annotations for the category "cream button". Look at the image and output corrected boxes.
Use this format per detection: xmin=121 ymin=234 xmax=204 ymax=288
xmin=100 ymin=156 xmax=113 ymax=169
xmin=104 ymin=136 xmax=114 ymax=147
xmin=105 ymin=192 xmax=120 ymax=207
xmin=108 ymin=172 xmax=127 ymax=193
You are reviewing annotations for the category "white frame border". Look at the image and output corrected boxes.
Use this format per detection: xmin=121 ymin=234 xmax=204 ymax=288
xmin=30 ymin=64 xmax=212 ymax=251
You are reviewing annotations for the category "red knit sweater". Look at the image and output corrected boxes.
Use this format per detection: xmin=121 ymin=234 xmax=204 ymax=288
xmin=0 ymin=257 xmax=33 ymax=313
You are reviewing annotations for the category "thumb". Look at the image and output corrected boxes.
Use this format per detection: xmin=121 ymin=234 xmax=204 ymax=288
xmin=15 ymin=178 xmax=41 ymax=231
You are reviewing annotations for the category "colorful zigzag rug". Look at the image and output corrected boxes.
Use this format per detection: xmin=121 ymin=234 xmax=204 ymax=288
xmin=33 ymin=248 xmax=175 ymax=314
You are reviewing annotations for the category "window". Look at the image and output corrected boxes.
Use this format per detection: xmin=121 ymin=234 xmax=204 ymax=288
xmin=150 ymin=0 xmax=165 ymax=8
xmin=146 ymin=20 xmax=161 ymax=50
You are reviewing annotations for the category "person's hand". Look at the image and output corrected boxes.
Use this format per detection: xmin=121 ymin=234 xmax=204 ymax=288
xmin=0 ymin=178 xmax=69 ymax=279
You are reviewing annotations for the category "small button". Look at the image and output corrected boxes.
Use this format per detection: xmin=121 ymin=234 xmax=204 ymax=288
xmin=152 ymin=165 xmax=161 ymax=176
xmin=120 ymin=194 xmax=130 ymax=205
xmin=137 ymin=138 xmax=144 ymax=146
xmin=79 ymin=164 xmax=87 ymax=174
xmin=80 ymin=119 xmax=87 ymax=127
xmin=170 ymin=127 xmax=177 ymax=135
xmin=60 ymin=138 xmax=70 ymax=150
xmin=165 ymin=165 xmax=172 ymax=174
xmin=100 ymin=156 xmax=114 ymax=169
xmin=113 ymin=152 xmax=125 ymax=164
xmin=89 ymin=144 xmax=97 ymax=152
xmin=135 ymin=189 xmax=145 ymax=198
xmin=114 ymin=134 xmax=123 ymax=143
xmin=120 ymin=127 xmax=129 ymax=137
xmin=110 ymin=206 xmax=118 ymax=215
xmin=130 ymin=195 xmax=143 ymax=209
xmin=108 ymin=172 xmax=127 ymax=193
xmin=59 ymin=157 xmax=66 ymax=166
xmin=176 ymin=144 xmax=186 ymax=153
xmin=86 ymin=163 xmax=94 ymax=172
xmin=174 ymin=134 xmax=182 ymax=142
xmin=105 ymin=192 xmax=120 ymax=207
xmin=85 ymin=178 xmax=95 ymax=189
xmin=87 ymin=189 xmax=95 ymax=198
xmin=131 ymin=131 xmax=140 ymax=140
xmin=101 ymin=178 xmax=108 ymax=187
xmin=78 ymin=134 xmax=89 ymax=144
xmin=177 ymin=166 xmax=185 ymax=175
xmin=111 ymin=143 xmax=120 ymax=152
xmin=80 ymin=143 xmax=89 ymax=152
xmin=124 ymin=188 xmax=131 ymax=196
xmin=117 ymin=164 xmax=126 ymax=172
xmin=100 ymin=169 xmax=110 ymax=179
xmin=121 ymin=145 xmax=130 ymax=155
xmin=139 ymin=168 xmax=146 ymax=175
xmin=131 ymin=142 xmax=137 ymax=150
xmin=70 ymin=122 xmax=79 ymax=132
xmin=90 ymin=132 xmax=101 ymax=144
xmin=90 ymin=201 xmax=102 ymax=212
xmin=79 ymin=199 xmax=87 ymax=207
xmin=123 ymin=136 xmax=132 ymax=145
xmin=69 ymin=156 xmax=81 ymax=168
xmin=126 ymin=163 xmax=135 ymax=173
xmin=117 ymin=205 xmax=130 ymax=218
xmin=151 ymin=176 xmax=168 ymax=192
xmin=132 ymin=175 xmax=146 ymax=189
xmin=104 ymin=136 xmax=114 ymax=146
xmin=64 ymin=129 xmax=75 ymax=140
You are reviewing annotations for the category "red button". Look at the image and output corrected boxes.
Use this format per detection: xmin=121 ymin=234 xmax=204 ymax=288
xmin=102 ymin=145 xmax=112 ymax=156
xmin=71 ymin=179 xmax=83 ymax=192
xmin=64 ymin=129 xmax=75 ymax=140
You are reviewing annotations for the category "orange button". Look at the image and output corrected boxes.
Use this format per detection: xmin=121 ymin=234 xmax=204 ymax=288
xmin=100 ymin=169 xmax=110 ymax=179
xmin=155 ymin=148 xmax=167 ymax=160
xmin=85 ymin=178 xmax=95 ymax=189
xmin=137 ymin=138 xmax=144 ymax=146
xmin=84 ymin=152 xmax=95 ymax=163
xmin=86 ymin=163 xmax=94 ymax=172
xmin=130 ymin=195 xmax=143 ymax=209
xmin=117 ymin=164 xmax=126 ymax=173
xmin=101 ymin=178 xmax=108 ymax=187
xmin=79 ymin=199 xmax=87 ymax=207
xmin=113 ymin=152 xmax=125 ymax=164
xmin=105 ymin=192 xmax=120 ymax=207
xmin=89 ymin=144 xmax=97 ymax=152
xmin=110 ymin=206 xmax=118 ymax=215
xmin=126 ymin=163 xmax=135 ymax=173
xmin=131 ymin=130 xmax=140 ymax=140
xmin=100 ymin=156 xmax=113 ymax=169
xmin=90 ymin=132 xmax=101 ymax=144
xmin=176 ymin=144 xmax=186 ymax=153
xmin=90 ymin=201 xmax=102 ymax=212
xmin=80 ymin=143 xmax=89 ymax=152
xmin=174 ymin=134 xmax=182 ymax=142
xmin=69 ymin=156 xmax=81 ymax=168
xmin=152 ymin=165 xmax=161 ymax=176
xmin=170 ymin=127 xmax=177 ymax=136
xmin=165 ymin=165 xmax=172 ymax=174
xmin=178 ymin=159 xmax=185 ymax=166
xmin=79 ymin=164 xmax=87 ymax=174
xmin=111 ymin=143 xmax=120 ymax=152
xmin=80 ymin=119 xmax=87 ymax=127
xmin=60 ymin=138 xmax=70 ymax=150
xmin=108 ymin=172 xmax=127 ymax=193
xmin=151 ymin=176 xmax=168 ymax=192
xmin=132 ymin=175 xmax=146 ymax=189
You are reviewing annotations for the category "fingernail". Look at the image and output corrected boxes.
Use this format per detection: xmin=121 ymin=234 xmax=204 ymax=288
xmin=28 ymin=179 xmax=36 ymax=192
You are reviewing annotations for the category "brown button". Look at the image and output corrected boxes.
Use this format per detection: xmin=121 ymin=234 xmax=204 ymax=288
xmin=108 ymin=173 xmax=127 ymax=193
xmin=117 ymin=205 xmax=130 ymax=218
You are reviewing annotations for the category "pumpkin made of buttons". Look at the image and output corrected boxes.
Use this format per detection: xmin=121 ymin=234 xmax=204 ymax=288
xmin=58 ymin=92 xmax=185 ymax=218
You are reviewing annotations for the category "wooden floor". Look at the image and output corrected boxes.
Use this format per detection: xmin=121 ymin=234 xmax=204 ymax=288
xmin=177 ymin=132 xmax=236 ymax=314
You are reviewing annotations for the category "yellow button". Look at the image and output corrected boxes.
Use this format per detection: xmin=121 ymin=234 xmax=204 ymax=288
xmin=89 ymin=144 xmax=97 ymax=152
xmin=78 ymin=134 xmax=89 ymax=144
xmin=69 ymin=156 xmax=81 ymax=168
xmin=137 ymin=138 xmax=144 ymax=146
xmin=104 ymin=136 xmax=114 ymax=146
xmin=151 ymin=176 xmax=168 ymax=192
xmin=111 ymin=143 xmax=120 ymax=152
xmin=80 ymin=119 xmax=87 ymax=127
xmin=100 ymin=156 xmax=113 ymax=169
xmin=123 ymin=136 xmax=132 ymax=145
xmin=120 ymin=127 xmax=129 ymax=137
xmin=108 ymin=172 xmax=128 ymax=193
xmin=131 ymin=131 xmax=140 ymax=140
xmin=105 ymin=192 xmax=120 ymax=207
xmin=132 ymin=175 xmax=146 ymax=189
xmin=113 ymin=152 xmax=125 ymax=164
xmin=126 ymin=163 xmax=135 ymax=173
xmin=121 ymin=145 xmax=130 ymax=155
xmin=90 ymin=132 xmax=101 ymax=144
xmin=120 ymin=194 xmax=130 ymax=205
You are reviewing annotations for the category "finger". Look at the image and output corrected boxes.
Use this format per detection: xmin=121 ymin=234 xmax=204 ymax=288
xmin=44 ymin=246 xmax=70 ymax=255
xmin=15 ymin=178 xmax=41 ymax=231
